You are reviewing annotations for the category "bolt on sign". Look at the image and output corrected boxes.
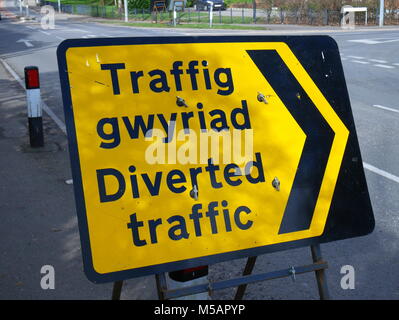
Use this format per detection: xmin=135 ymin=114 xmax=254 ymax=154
xmin=57 ymin=36 xmax=374 ymax=283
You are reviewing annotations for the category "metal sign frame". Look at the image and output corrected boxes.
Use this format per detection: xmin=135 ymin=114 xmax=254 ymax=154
xmin=111 ymin=243 xmax=329 ymax=300
xmin=57 ymin=36 xmax=374 ymax=284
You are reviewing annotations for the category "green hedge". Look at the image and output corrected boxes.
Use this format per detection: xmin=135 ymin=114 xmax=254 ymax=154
xmin=224 ymin=0 xmax=251 ymax=6
xmin=128 ymin=0 xmax=150 ymax=10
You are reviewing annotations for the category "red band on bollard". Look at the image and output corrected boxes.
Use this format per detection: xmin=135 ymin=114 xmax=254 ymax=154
xmin=24 ymin=66 xmax=43 ymax=148
xmin=24 ymin=66 xmax=40 ymax=89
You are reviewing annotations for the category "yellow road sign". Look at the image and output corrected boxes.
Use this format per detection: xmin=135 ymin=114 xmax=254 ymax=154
xmin=57 ymin=36 xmax=373 ymax=283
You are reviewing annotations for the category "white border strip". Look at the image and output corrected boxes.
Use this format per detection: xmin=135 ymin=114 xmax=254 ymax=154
xmin=351 ymin=60 xmax=369 ymax=64
xmin=372 ymin=104 xmax=399 ymax=114
xmin=369 ymin=59 xmax=387 ymax=63
xmin=0 ymin=58 xmax=67 ymax=135
xmin=373 ymin=64 xmax=394 ymax=69
xmin=363 ymin=162 xmax=399 ymax=184
xmin=347 ymin=55 xmax=365 ymax=59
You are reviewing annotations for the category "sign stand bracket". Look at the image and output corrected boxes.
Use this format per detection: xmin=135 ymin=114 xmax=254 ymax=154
xmin=111 ymin=244 xmax=330 ymax=300
xmin=234 ymin=244 xmax=330 ymax=300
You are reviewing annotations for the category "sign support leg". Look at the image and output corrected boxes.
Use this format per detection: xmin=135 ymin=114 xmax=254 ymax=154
xmin=111 ymin=280 xmax=124 ymax=300
xmin=233 ymin=245 xmax=330 ymax=300
xmin=310 ymin=244 xmax=330 ymax=300
xmin=234 ymin=256 xmax=257 ymax=300
xmin=155 ymin=273 xmax=168 ymax=300
xmin=109 ymin=250 xmax=329 ymax=300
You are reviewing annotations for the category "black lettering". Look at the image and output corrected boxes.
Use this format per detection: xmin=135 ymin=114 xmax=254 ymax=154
xmin=205 ymin=158 xmax=223 ymax=189
xmin=189 ymin=204 xmax=203 ymax=237
xmin=221 ymin=200 xmax=232 ymax=232
xmin=205 ymin=201 xmax=219 ymax=234
xmin=234 ymin=206 xmax=253 ymax=230
xmin=127 ymin=213 xmax=146 ymax=246
xmin=186 ymin=60 xmax=199 ymax=90
xmin=167 ymin=169 xmax=187 ymax=193
xmin=214 ymin=68 xmax=234 ymax=96
xmin=167 ymin=215 xmax=189 ymax=240
xmin=101 ymin=63 xmax=125 ymax=95
xmin=170 ymin=61 xmax=183 ymax=91
xmin=202 ymin=60 xmax=212 ymax=90
xmin=157 ymin=113 xmax=177 ymax=143
xmin=197 ymin=103 xmax=207 ymax=131
xmin=97 ymin=117 xmax=120 ymax=149
xmin=148 ymin=69 xmax=170 ymax=93
xmin=96 ymin=168 xmax=125 ymax=203
xmin=245 ymin=152 xmax=265 ymax=184
xmin=189 ymin=167 xmax=202 ymax=189
xmin=129 ymin=165 xmax=140 ymax=198
xmin=141 ymin=172 xmax=162 ymax=196
xmin=130 ymin=71 xmax=144 ymax=93
xmin=224 ymin=163 xmax=242 ymax=186
xmin=123 ymin=115 xmax=155 ymax=139
xmin=149 ymin=218 xmax=162 ymax=244
xmin=181 ymin=111 xmax=194 ymax=134
xmin=209 ymin=109 xmax=229 ymax=132
xmin=231 ymin=100 xmax=251 ymax=130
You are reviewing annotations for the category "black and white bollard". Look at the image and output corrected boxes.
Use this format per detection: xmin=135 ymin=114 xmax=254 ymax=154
xmin=24 ymin=66 xmax=44 ymax=148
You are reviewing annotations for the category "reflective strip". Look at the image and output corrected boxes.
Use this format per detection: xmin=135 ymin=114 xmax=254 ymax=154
xmin=26 ymin=88 xmax=42 ymax=118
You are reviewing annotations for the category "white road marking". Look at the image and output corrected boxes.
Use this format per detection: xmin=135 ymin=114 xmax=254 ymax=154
xmin=373 ymin=64 xmax=394 ymax=69
xmin=39 ymin=30 xmax=50 ymax=36
xmin=377 ymin=39 xmax=399 ymax=44
xmin=0 ymin=58 xmax=67 ymax=135
xmin=369 ymin=59 xmax=388 ymax=63
xmin=363 ymin=162 xmax=399 ymax=184
xmin=16 ymin=39 xmax=34 ymax=47
xmin=60 ymin=28 xmax=89 ymax=33
xmin=348 ymin=39 xmax=380 ymax=44
xmin=341 ymin=57 xmax=347 ymax=61
xmin=344 ymin=56 xmax=397 ymax=67
xmin=351 ymin=60 xmax=369 ymax=64
xmin=347 ymin=55 xmax=365 ymax=59
xmin=0 ymin=94 xmax=26 ymax=102
xmin=56 ymin=36 xmax=65 ymax=40
xmin=348 ymin=38 xmax=399 ymax=45
xmin=372 ymin=104 xmax=399 ymax=114
xmin=25 ymin=25 xmax=36 ymax=30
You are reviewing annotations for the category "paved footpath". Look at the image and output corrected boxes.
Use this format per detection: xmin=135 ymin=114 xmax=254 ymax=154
xmin=0 ymin=61 xmax=158 ymax=299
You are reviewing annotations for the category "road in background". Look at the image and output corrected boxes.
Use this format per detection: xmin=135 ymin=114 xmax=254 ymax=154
xmin=1 ymin=0 xmax=399 ymax=299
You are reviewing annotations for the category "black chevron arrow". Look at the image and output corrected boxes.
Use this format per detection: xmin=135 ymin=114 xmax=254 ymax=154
xmin=246 ymin=49 xmax=335 ymax=234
